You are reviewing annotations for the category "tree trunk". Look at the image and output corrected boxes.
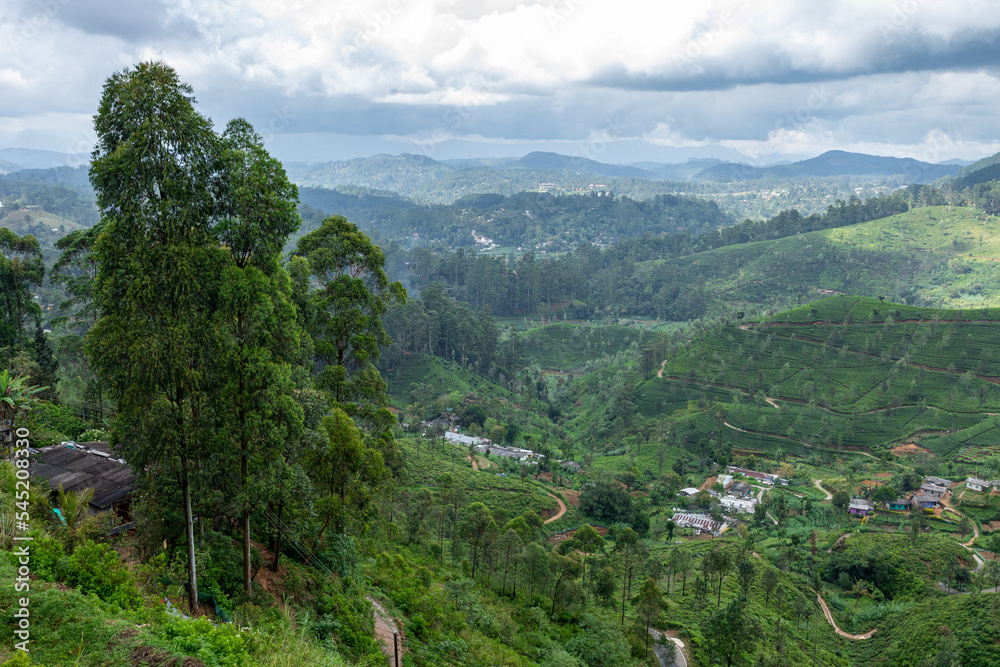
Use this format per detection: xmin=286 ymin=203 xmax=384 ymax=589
xmin=242 ymin=453 xmax=251 ymax=595
xmin=183 ymin=471 xmax=198 ymax=615
xmin=272 ymin=502 xmax=284 ymax=572
xmin=242 ymin=506 xmax=251 ymax=594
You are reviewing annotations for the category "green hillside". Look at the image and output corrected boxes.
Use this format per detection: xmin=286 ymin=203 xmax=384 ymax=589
xmin=644 ymin=296 xmax=1000 ymax=461
xmin=521 ymin=323 xmax=653 ymax=372
xmin=639 ymin=206 xmax=1000 ymax=318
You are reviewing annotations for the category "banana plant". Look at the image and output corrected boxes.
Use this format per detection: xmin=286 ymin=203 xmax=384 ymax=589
xmin=0 ymin=368 xmax=47 ymax=428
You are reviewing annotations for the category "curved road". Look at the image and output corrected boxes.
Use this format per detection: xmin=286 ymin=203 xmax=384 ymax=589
xmin=544 ymin=493 xmax=567 ymax=524
xmin=469 ymin=454 xmax=566 ymax=524
xmin=814 ymin=592 xmax=877 ymax=640
xmin=813 ymin=478 xmax=833 ymax=501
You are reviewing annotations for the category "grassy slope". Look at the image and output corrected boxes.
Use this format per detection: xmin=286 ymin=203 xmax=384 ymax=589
xmin=520 ymin=323 xmax=653 ymax=371
xmin=399 ymin=436 xmax=560 ymax=520
xmin=385 ymin=352 xmax=516 ymax=409
xmin=645 ymin=295 xmax=1000 ymax=459
xmin=639 ymin=205 xmax=1000 ymax=317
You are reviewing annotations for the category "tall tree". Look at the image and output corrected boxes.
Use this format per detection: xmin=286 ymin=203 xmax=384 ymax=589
xmin=86 ymin=61 xmax=223 ymax=613
xmin=213 ymin=118 xmax=304 ymax=594
xmin=0 ymin=229 xmax=44 ymax=355
xmin=634 ymin=578 xmax=664 ymax=654
xmin=294 ymin=216 xmax=406 ymax=469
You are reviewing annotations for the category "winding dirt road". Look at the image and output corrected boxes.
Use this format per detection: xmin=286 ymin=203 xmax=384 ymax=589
xmin=544 ymin=493 xmax=567 ymax=524
xmin=813 ymin=478 xmax=833 ymax=501
xmin=814 ymin=592 xmax=877 ymax=640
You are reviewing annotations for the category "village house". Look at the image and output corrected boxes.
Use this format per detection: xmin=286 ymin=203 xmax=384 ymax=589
xmin=719 ymin=496 xmax=756 ymax=514
xmin=919 ymin=482 xmax=948 ymax=498
xmin=966 ymin=477 xmax=993 ymax=493
xmin=670 ymin=512 xmax=725 ymax=536
xmin=717 ymin=474 xmax=734 ymax=489
xmin=30 ymin=442 xmax=135 ymax=517
xmin=888 ymin=498 xmax=909 ymax=511
xmin=474 ymin=443 xmax=543 ymax=462
xmin=561 ymin=461 xmax=582 ymax=473
xmin=924 ymin=476 xmax=951 ymax=488
xmin=727 ymin=465 xmax=777 ymax=485
xmin=678 ymin=487 xmax=701 ymax=497
xmin=848 ymin=498 xmax=875 ymax=516
xmin=729 ymin=481 xmax=753 ymax=497
xmin=911 ymin=493 xmax=940 ymax=509
xmin=444 ymin=430 xmax=483 ymax=447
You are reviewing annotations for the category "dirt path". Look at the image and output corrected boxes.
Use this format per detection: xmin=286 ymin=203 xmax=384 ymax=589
xmin=544 ymin=493 xmax=567 ymax=524
xmin=941 ymin=491 xmax=980 ymax=546
xmin=813 ymin=478 xmax=833 ymax=501
xmin=468 ymin=454 xmax=479 ymax=471
xmin=368 ymin=596 xmax=404 ymax=664
xmin=814 ymin=592 xmax=877 ymax=640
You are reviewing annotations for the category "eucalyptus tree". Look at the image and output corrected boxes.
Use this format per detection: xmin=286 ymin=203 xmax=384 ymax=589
xmin=212 ymin=118 xmax=305 ymax=594
xmin=0 ymin=228 xmax=44 ymax=354
xmin=86 ymin=61 xmax=226 ymax=613
xmin=293 ymin=216 xmax=406 ymax=469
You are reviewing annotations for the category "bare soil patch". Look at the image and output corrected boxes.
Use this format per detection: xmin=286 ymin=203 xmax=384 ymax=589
xmin=560 ymin=488 xmax=582 ymax=508
xmin=891 ymin=443 xmax=935 ymax=456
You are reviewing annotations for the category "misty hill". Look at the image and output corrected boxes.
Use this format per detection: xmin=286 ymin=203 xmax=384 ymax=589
xmin=950 ymin=152 xmax=1000 ymax=190
xmin=510 ymin=151 xmax=651 ymax=178
xmin=695 ymin=150 xmax=960 ymax=183
xmin=0 ymin=147 xmax=88 ymax=169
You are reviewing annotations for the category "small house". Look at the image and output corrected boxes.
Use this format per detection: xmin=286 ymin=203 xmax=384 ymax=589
xmin=848 ymin=498 xmax=875 ymax=516
xmin=730 ymin=481 xmax=753 ymax=497
xmin=966 ymin=477 xmax=991 ymax=493
xmin=924 ymin=476 xmax=951 ymax=488
xmin=911 ymin=493 xmax=940 ymax=509
xmin=717 ymin=474 xmax=734 ymax=489
xmin=919 ymin=482 xmax=948 ymax=498
xmin=888 ymin=498 xmax=909 ymax=511
xmin=561 ymin=461 xmax=582 ymax=473
xmin=670 ymin=512 xmax=724 ymax=536
xmin=678 ymin=487 xmax=700 ymax=497
xmin=30 ymin=443 xmax=135 ymax=516
xmin=719 ymin=496 xmax=756 ymax=513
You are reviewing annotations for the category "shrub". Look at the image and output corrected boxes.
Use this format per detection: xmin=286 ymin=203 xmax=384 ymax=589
xmin=160 ymin=616 xmax=252 ymax=667
xmin=54 ymin=539 xmax=142 ymax=610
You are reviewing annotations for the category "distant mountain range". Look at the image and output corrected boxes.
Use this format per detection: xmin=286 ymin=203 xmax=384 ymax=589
xmin=0 ymin=147 xmax=89 ymax=170
xmin=693 ymin=150 xmax=962 ymax=183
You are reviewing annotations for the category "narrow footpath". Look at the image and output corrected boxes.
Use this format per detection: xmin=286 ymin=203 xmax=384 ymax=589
xmin=814 ymin=592 xmax=877 ymax=640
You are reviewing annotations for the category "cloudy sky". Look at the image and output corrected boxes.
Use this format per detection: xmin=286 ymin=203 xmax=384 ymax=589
xmin=2 ymin=0 xmax=999 ymax=165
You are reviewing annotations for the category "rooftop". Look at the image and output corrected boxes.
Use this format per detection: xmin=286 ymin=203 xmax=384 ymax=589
xmin=30 ymin=443 xmax=135 ymax=509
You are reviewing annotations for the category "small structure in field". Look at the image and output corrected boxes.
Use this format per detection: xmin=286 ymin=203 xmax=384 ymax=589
xmin=848 ymin=498 xmax=875 ymax=516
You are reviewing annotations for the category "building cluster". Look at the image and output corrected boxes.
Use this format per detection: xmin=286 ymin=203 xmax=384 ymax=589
xmin=473 ymin=442 xmax=544 ymax=463
xmin=726 ymin=465 xmax=788 ymax=486
xmin=848 ymin=475 xmax=960 ymax=517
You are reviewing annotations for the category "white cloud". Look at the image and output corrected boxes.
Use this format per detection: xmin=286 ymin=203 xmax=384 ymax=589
xmin=0 ymin=0 xmax=998 ymax=162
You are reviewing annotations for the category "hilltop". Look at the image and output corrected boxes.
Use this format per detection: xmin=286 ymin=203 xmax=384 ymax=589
xmin=631 ymin=205 xmax=1000 ymax=318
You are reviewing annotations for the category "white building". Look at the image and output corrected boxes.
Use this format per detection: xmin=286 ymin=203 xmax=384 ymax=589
xmin=444 ymin=431 xmax=483 ymax=446
xmin=967 ymin=477 xmax=992 ymax=493
xmin=719 ymin=496 xmax=756 ymax=513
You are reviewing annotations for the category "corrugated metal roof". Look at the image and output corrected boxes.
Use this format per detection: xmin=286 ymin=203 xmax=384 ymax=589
xmin=30 ymin=445 xmax=135 ymax=509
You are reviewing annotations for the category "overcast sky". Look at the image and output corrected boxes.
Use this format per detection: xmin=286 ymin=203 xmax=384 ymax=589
xmin=2 ymin=0 xmax=999 ymax=165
